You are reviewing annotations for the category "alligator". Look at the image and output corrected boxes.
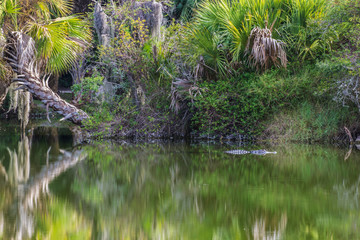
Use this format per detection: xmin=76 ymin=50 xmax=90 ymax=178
xmin=225 ymin=149 xmax=277 ymax=155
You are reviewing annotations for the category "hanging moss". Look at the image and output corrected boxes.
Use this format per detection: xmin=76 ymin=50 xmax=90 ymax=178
xmin=7 ymin=84 xmax=31 ymax=129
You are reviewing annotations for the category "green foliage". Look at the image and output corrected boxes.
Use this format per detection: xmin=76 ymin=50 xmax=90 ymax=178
xmin=83 ymin=103 xmax=114 ymax=131
xmin=0 ymin=0 xmax=91 ymax=74
xmin=0 ymin=0 xmax=20 ymax=30
xmin=28 ymin=16 xmax=92 ymax=74
xmin=100 ymin=6 xmax=151 ymax=83
xmin=143 ymin=21 xmax=186 ymax=85
xmin=282 ymin=0 xmax=337 ymax=62
xmin=173 ymin=0 xmax=200 ymax=20
xmin=327 ymin=0 xmax=360 ymax=112
xmin=264 ymin=101 xmax=354 ymax=142
xmin=191 ymin=62 xmax=344 ymax=137
xmin=93 ymin=3 xmax=189 ymax=138
xmin=73 ymin=0 xmax=358 ymax=141
xmin=71 ymin=70 xmax=104 ymax=104
xmin=184 ymin=0 xmax=332 ymax=77
xmin=35 ymin=199 xmax=91 ymax=239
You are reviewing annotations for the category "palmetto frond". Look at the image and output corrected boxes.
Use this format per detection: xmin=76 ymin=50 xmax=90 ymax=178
xmin=186 ymin=0 xmax=327 ymax=75
xmin=0 ymin=0 xmax=20 ymax=31
xmin=18 ymin=0 xmax=72 ymax=18
xmin=42 ymin=0 xmax=73 ymax=16
xmin=26 ymin=15 xmax=91 ymax=74
xmin=194 ymin=0 xmax=231 ymax=32
xmin=1 ymin=0 xmax=91 ymax=74
xmin=187 ymin=27 xmax=229 ymax=76
xmin=289 ymin=0 xmax=327 ymax=30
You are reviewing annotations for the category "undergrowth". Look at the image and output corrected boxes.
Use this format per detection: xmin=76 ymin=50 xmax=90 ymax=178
xmin=262 ymin=101 xmax=357 ymax=142
xmin=191 ymin=61 xmax=347 ymax=138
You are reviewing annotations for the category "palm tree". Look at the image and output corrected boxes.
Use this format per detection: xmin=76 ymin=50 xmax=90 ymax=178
xmin=0 ymin=0 xmax=91 ymax=126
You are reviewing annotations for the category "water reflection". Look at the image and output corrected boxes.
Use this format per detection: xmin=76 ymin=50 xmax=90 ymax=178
xmin=334 ymin=175 xmax=360 ymax=210
xmin=1 ymin=126 xmax=360 ymax=239
xmin=71 ymin=143 xmax=360 ymax=239
xmin=0 ymin=127 xmax=86 ymax=240
xmin=251 ymin=214 xmax=287 ymax=240
xmin=6 ymin=135 xmax=31 ymax=185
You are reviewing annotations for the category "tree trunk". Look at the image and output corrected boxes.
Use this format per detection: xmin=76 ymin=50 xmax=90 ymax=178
xmin=11 ymin=64 xmax=89 ymax=125
xmin=5 ymin=32 xmax=89 ymax=125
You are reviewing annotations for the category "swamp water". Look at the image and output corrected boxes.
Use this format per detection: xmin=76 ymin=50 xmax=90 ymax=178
xmin=0 ymin=124 xmax=360 ymax=239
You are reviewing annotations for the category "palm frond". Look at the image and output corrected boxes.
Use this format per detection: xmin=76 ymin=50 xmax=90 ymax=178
xmin=26 ymin=15 xmax=91 ymax=74
xmin=43 ymin=0 xmax=72 ymax=17
xmin=187 ymin=27 xmax=230 ymax=76
xmin=0 ymin=0 xmax=21 ymax=31
xmin=194 ymin=0 xmax=231 ymax=32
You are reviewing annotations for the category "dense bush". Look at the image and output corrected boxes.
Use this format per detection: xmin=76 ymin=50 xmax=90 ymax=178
xmin=330 ymin=0 xmax=360 ymax=112
xmin=183 ymin=0 xmax=333 ymax=77
xmin=191 ymin=62 xmax=342 ymax=137
xmin=84 ymin=2 xmax=191 ymax=137
xmin=263 ymin=101 xmax=355 ymax=142
xmin=71 ymin=70 xmax=104 ymax=104
xmin=82 ymin=0 xmax=359 ymax=141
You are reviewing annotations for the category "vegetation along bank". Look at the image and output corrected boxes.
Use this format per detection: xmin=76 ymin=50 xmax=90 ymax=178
xmin=0 ymin=0 xmax=360 ymax=142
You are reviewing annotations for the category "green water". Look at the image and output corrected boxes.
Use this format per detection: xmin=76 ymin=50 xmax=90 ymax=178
xmin=0 ymin=125 xmax=360 ymax=239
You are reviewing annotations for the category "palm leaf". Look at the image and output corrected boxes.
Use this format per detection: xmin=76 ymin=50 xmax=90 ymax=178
xmin=0 ymin=0 xmax=21 ymax=30
xmin=26 ymin=15 xmax=91 ymax=74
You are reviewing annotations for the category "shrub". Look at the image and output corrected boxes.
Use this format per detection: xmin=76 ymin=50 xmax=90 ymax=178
xmin=71 ymin=70 xmax=104 ymax=104
xmin=190 ymin=62 xmax=337 ymax=137
xmin=263 ymin=101 xmax=355 ymax=142
xmin=329 ymin=0 xmax=360 ymax=112
xmin=184 ymin=0 xmax=332 ymax=78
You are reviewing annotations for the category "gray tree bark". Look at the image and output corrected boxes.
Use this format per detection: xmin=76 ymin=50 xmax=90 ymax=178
xmin=5 ymin=32 xmax=89 ymax=125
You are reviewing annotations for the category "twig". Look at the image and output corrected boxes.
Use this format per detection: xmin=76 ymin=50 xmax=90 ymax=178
xmin=344 ymin=126 xmax=354 ymax=143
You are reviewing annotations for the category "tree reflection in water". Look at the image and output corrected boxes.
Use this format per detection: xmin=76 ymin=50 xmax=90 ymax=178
xmin=2 ymin=131 xmax=360 ymax=239
xmin=251 ymin=214 xmax=287 ymax=240
xmin=334 ymin=175 xmax=360 ymax=210
xmin=6 ymin=135 xmax=31 ymax=186
xmin=0 ymin=211 xmax=3 ymax=238
xmin=0 ymin=128 xmax=87 ymax=240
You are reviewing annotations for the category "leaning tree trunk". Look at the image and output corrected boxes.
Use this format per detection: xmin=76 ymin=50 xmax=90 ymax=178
xmin=5 ymin=32 xmax=88 ymax=125
xmin=9 ymin=62 xmax=89 ymax=124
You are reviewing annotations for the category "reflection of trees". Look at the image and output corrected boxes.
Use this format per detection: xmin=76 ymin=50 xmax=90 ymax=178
xmin=70 ymin=143 xmax=206 ymax=239
xmin=170 ymin=164 xmax=202 ymax=218
xmin=71 ymin=143 xmax=295 ymax=239
xmin=6 ymin=136 xmax=31 ymax=186
xmin=0 ymin=132 xmax=87 ymax=240
xmin=334 ymin=175 xmax=360 ymax=209
xmin=0 ymin=211 xmax=3 ymax=238
xmin=250 ymin=213 xmax=287 ymax=240
xmin=23 ymin=149 xmax=87 ymax=210
xmin=1 ymin=134 xmax=34 ymax=239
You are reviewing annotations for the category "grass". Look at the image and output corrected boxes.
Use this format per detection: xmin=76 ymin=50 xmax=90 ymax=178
xmin=261 ymin=101 xmax=357 ymax=142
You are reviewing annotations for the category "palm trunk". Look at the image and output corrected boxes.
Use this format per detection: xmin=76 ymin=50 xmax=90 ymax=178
xmin=11 ymin=64 xmax=89 ymax=124
xmin=5 ymin=32 xmax=89 ymax=125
